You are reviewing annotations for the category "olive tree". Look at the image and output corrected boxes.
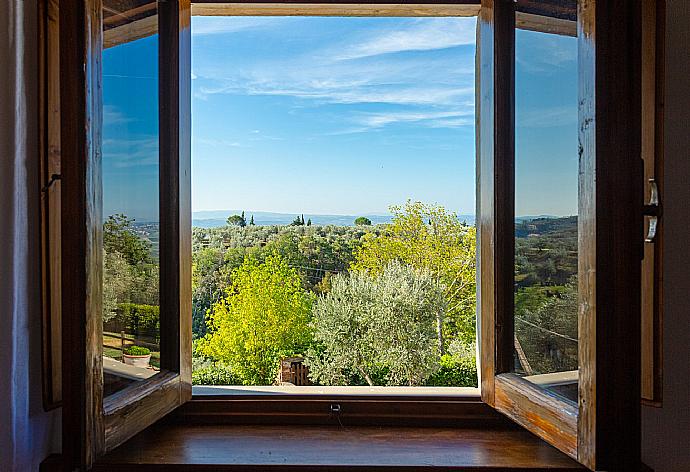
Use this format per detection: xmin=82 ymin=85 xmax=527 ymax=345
xmin=306 ymin=261 xmax=445 ymax=386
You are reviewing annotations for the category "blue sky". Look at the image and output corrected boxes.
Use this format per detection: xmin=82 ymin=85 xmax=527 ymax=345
xmin=102 ymin=17 xmax=578 ymax=221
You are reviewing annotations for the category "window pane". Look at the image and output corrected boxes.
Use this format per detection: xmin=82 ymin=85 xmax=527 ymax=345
xmin=513 ymin=28 xmax=578 ymax=402
xmin=102 ymin=0 xmax=160 ymax=396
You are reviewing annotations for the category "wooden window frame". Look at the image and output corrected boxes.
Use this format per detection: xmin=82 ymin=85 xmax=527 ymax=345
xmin=60 ymin=0 xmax=192 ymax=468
xmin=479 ymin=0 xmax=644 ymax=470
xmin=53 ymin=1 xmax=650 ymax=470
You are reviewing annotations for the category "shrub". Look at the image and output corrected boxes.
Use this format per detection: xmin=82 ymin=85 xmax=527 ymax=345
xmin=192 ymin=362 xmax=241 ymax=386
xmin=118 ymin=303 xmax=160 ymax=338
xmin=425 ymin=355 xmax=478 ymax=387
xmin=198 ymin=253 xmax=314 ymax=385
xmin=124 ymin=345 xmax=151 ymax=356
xmin=306 ymin=261 xmax=445 ymax=386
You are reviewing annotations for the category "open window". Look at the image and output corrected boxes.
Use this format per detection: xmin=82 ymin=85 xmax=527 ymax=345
xmin=478 ymin=0 xmax=643 ymax=469
xmin=56 ymin=0 xmax=646 ymax=470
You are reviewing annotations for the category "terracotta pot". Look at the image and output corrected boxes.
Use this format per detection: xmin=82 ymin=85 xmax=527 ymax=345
xmin=123 ymin=354 xmax=151 ymax=368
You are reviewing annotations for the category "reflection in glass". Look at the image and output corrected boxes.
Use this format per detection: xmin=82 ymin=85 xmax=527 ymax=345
xmin=102 ymin=0 xmax=160 ymax=396
xmin=513 ymin=28 xmax=578 ymax=402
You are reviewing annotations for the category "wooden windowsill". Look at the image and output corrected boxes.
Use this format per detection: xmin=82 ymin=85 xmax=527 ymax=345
xmin=94 ymin=422 xmax=584 ymax=471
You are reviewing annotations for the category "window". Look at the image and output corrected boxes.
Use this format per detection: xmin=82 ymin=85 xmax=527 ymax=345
xmin=189 ymin=15 xmax=479 ymax=392
xmin=53 ymin=1 xmax=649 ymax=470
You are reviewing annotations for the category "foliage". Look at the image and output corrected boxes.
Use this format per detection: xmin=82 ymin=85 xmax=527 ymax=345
xmin=425 ymin=355 xmax=478 ymax=387
xmin=351 ymin=201 xmax=476 ymax=347
xmin=124 ymin=345 xmax=151 ymax=356
xmin=197 ymin=254 xmax=315 ymax=385
xmin=116 ymin=303 xmax=160 ymax=337
xmin=305 ymin=261 xmax=444 ymax=386
xmin=354 ymin=216 xmax=372 ymax=226
xmin=515 ymin=282 xmax=578 ymax=374
xmin=227 ymin=211 xmax=247 ymax=227
xmin=291 ymin=214 xmax=306 ymax=226
xmin=192 ymin=362 xmax=241 ymax=386
xmin=103 ymin=251 xmax=137 ymax=322
xmin=103 ymin=214 xmax=153 ymax=266
xmin=514 ymin=217 xmax=578 ymax=375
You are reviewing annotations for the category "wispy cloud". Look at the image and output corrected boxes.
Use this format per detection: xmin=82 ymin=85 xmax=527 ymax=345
xmin=103 ymin=136 xmax=159 ymax=168
xmin=191 ymin=17 xmax=292 ymax=35
xmin=349 ymin=109 xmax=474 ymax=131
xmin=192 ymin=17 xmax=477 ymax=132
xmin=517 ymin=106 xmax=577 ymax=128
xmin=333 ymin=18 xmax=476 ymax=60
xmin=103 ymin=105 xmax=133 ymax=125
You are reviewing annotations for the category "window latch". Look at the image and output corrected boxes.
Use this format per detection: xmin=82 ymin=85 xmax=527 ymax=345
xmin=643 ymin=178 xmax=660 ymax=243
xmin=41 ymin=173 xmax=61 ymax=193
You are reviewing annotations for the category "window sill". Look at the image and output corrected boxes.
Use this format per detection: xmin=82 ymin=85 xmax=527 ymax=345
xmin=94 ymin=422 xmax=584 ymax=471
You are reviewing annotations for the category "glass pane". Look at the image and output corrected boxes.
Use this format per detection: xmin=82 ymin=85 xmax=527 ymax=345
xmin=102 ymin=0 xmax=160 ymax=396
xmin=513 ymin=27 xmax=578 ymax=402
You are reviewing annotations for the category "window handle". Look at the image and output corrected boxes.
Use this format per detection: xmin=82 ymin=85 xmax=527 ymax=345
xmin=643 ymin=178 xmax=660 ymax=243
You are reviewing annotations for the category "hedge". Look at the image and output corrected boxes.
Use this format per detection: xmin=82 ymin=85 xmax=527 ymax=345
xmin=192 ymin=362 xmax=241 ymax=386
xmin=425 ymin=355 xmax=478 ymax=387
xmin=117 ymin=303 xmax=160 ymax=339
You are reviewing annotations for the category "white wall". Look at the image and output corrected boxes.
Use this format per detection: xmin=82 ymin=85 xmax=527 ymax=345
xmin=0 ymin=1 xmax=61 ymax=470
xmin=641 ymin=2 xmax=690 ymax=471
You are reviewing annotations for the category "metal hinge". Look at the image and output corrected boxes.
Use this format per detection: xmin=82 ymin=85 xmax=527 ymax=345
xmin=643 ymin=178 xmax=661 ymax=243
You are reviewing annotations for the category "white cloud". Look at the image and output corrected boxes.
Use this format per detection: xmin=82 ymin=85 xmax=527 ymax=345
xmin=191 ymin=17 xmax=291 ymax=35
xmin=354 ymin=109 xmax=474 ymax=129
xmin=334 ymin=18 xmax=476 ymax=60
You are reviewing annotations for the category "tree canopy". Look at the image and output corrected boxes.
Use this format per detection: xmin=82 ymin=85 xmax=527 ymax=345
xmin=354 ymin=216 xmax=372 ymax=226
xmin=197 ymin=253 xmax=315 ymax=385
xmin=306 ymin=261 xmax=444 ymax=386
xmin=351 ymin=201 xmax=476 ymax=348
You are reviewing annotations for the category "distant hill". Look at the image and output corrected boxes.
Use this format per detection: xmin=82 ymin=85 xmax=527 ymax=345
xmin=193 ymin=210 xmax=476 ymax=228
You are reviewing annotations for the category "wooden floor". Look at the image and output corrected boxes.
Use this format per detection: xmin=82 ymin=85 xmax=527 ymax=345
xmin=95 ymin=423 xmax=584 ymax=471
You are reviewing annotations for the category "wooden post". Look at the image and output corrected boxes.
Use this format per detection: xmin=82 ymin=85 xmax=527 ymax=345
xmin=120 ymin=331 xmax=125 ymax=361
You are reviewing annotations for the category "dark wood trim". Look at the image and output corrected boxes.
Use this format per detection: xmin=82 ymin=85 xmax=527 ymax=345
xmin=178 ymin=394 xmax=507 ymax=427
xmin=159 ymin=0 xmax=193 ymax=394
xmin=192 ymin=0 xmax=480 ymax=5
xmin=191 ymin=2 xmax=480 ymax=16
xmin=477 ymin=0 xmax=514 ymax=408
xmin=494 ymin=374 xmax=577 ymax=459
xmin=578 ymin=0 xmax=643 ymax=469
xmin=39 ymin=0 xmax=63 ymax=412
xmin=641 ymin=0 xmax=664 ymax=407
xmin=60 ymin=0 xmax=104 ymax=468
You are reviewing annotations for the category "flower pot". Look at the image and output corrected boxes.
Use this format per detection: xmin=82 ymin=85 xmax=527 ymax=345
xmin=123 ymin=354 xmax=151 ymax=368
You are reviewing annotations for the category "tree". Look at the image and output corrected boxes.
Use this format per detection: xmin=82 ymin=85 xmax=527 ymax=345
xmin=351 ymin=201 xmax=476 ymax=349
xmin=103 ymin=250 xmax=137 ymax=322
xmin=305 ymin=261 xmax=444 ymax=386
xmin=227 ymin=212 xmax=247 ymax=227
xmin=249 ymin=215 xmax=255 ymax=226
xmin=103 ymin=214 xmax=152 ymax=266
xmin=290 ymin=215 xmax=304 ymax=226
xmin=306 ymin=218 xmax=312 ymax=226
xmin=354 ymin=216 xmax=372 ymax=226
xmin=198 ymin=254 xmax=315 ymax=385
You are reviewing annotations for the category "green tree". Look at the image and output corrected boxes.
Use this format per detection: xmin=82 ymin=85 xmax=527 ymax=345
xmin=227 ymin=212 xmax=247 ymax=227
xmin=354 ymin=216 xmax=372 ymax=226
xmin=306 ymin=261 xmax=444 ymax=386
xmin=290 ymin=215 xmax=304 ymax=226
xmin=103 ymin=214 xmax=153 ymax=266
xmin=249 ymin=215 xmax=255 ymax=226
xmin=198 ymin=253 xmax=314 ymax=385
xmin=351 ymin=201 xmax=476 ymax=349
xmin=306 ymin=218 xmax=312 ymax=226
